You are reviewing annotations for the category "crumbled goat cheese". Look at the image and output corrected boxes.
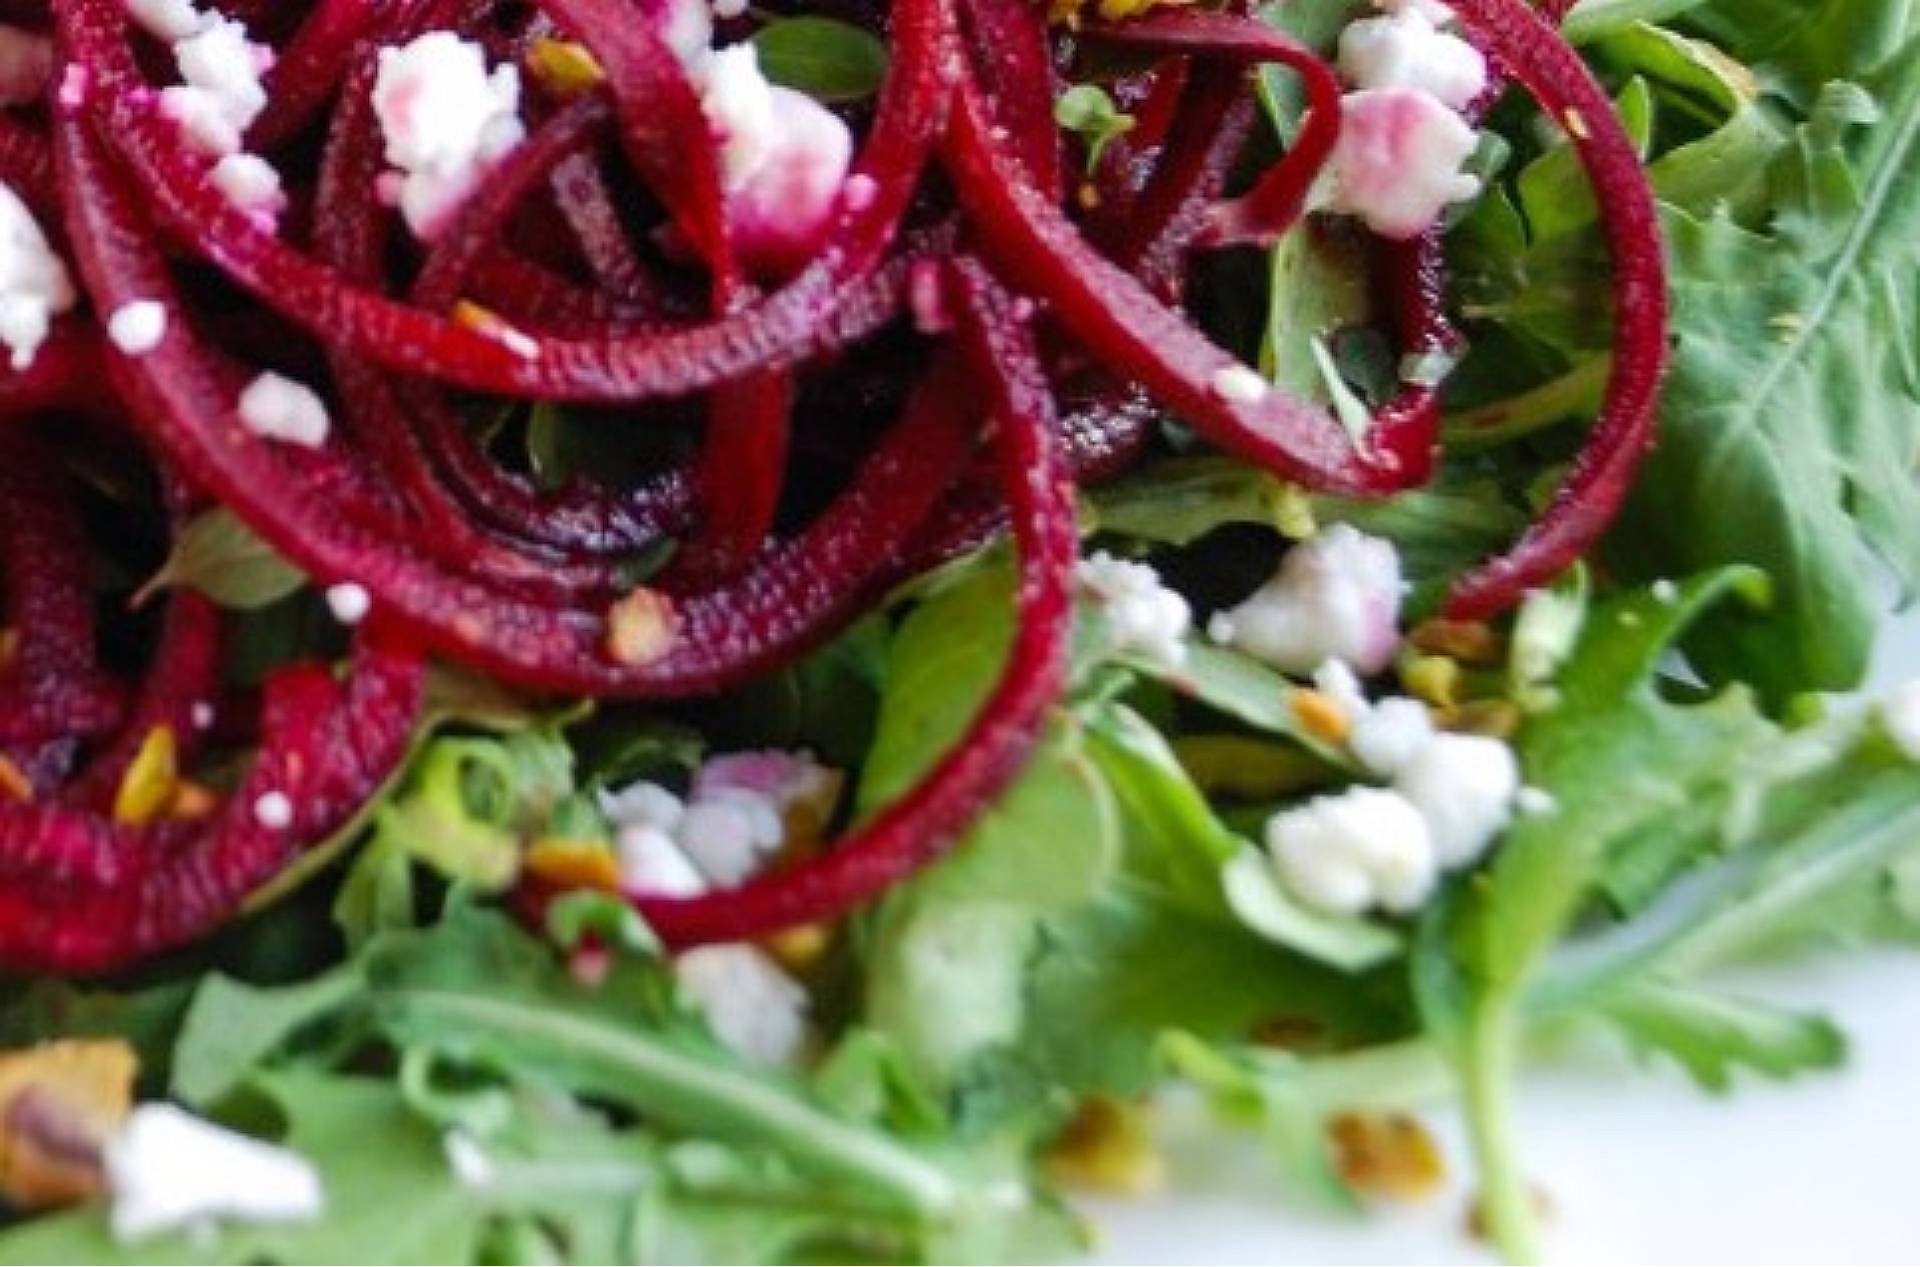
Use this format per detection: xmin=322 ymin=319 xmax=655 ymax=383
xmin=371 ymin=32 xmax=525 ymax=238
xmin=107 ymin=300 xmax=168 ymax=356
xmin=1077 ymin=552 xmax=1192 ymax=668
xmin=252 ymin=790 xmax=293 ymax=829
xmin=0 ymin=26 xmax=53 ymax=106
xmin=159 ymin=15 xmax=270 ymax=156
xmin=712 ymin=0 xmax=749 ymax=18
xmin=126 ymin=0 xmax=206 ymax=42
xmin=1880 ymin=680 xmax=1920 ymax=763
xmin=657 ymin=0 xmax=715 ymax=70
xmin=698 ymin=44 xmax=851 ymax=278
xmin=443 ymin=1132 xmax=496 ymax=1190
xmin=679 ymin=750 xmax=837 ymax=884
xmin=678 ymin=792 xmax=786 ymax=887
xmin=324 ymin=582 xmax=370 ymax=625
xmin=1328 ymin=87 xmax=1480 ymax=240
xmin=1516 ymin=785 xmax=1558 ymax=817
xmin=598 ymin=779 xmax=686 ymax=834
xmin=614 ymin=823 xmax=708 ymax=897
xmin=674 ymin=945 xmax=810 ymax=1064
xmin=191 ymin=701 xmax=215 ymax=730
xmin=238 ymin=371 xmax=330 ymax=448
xmin=158 ymin=84 xmax=241 ymax=156
xmin=1338 ymin=7 xmax=1487 ymax=112
xmin=175 ymin=17 xmax=266 ymax=124
xmin=0 ymin=182 xmax=76 ymax=371
xmin=211 ymin=152 xmax=285 ymax=220
xmin=1313 ymin=658 xmax=1372 ymax=719
xmin=1209 ymin=524 xmax=1404 ymax=675
xmin=1348 ymin=695 xmax=1436 ymax=777
xmin=1266 ymin=787 xmax=1437 ymax=916
xmin=1211 ymin=363 xmax=1269 ymax=405
xmin=104 ymin=1104 xmax=323 ymax=1243
xmin=1650 ymin=578 xmax=1679 ymax=604
xmin=1393 ymin=732 xmax=1519 ymax=867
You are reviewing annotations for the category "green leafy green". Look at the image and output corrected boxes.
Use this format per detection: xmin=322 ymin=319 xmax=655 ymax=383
xmin=143 ymin=507 xmax=305 ymax=610
xmin=1054 ymin=84 xmax=1135 ymax=172
xmin=751 ymin=16 xmax=889 ymax=102
xmin=1612 ymin=49 xmax=1920 ymax=698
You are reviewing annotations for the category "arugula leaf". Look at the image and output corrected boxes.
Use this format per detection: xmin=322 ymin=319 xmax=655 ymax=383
xmin=1413 ymin=571 xmax=1920 ymax=1259
xmin=1593 ymin=981 xmax=1845 ymax=1091
xmin=142 ymin=507 xmax=305 ymax=610
xmin=1054 ymin=85 xmax=1135 ymax=172
xmin=170 ymin=965 xmax=365 ymax=1109
xmin=751 ymin=16 xmax=889 ymax=102
xmin=0 ymin=1071 xmax=660 ymax=1265
xmin=1683 ymin=0 xmax=1919 ymax=102
xmin=1614 ymin=48 xmax=1920 ymax=699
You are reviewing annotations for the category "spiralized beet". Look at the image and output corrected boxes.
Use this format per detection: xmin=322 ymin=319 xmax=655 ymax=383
xmin=0 ymin=0 xmax=1666 ymax=964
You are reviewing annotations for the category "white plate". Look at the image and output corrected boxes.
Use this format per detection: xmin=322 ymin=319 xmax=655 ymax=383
xmin=1083 ymin=613 xmax=1920 ymax=1264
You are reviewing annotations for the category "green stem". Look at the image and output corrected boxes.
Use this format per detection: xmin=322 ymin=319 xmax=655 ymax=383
xmin=388 ymin=989 xmax=963 ymax=1217
xmin=1462 ymin=999 xmax=1543 ymax=1264
xmin=1444 ymin=357 xmax=1610 ymax=452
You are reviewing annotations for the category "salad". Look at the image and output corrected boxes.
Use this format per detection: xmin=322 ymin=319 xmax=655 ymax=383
xmin=0 ymin=0 xmax=1913 ymax=1259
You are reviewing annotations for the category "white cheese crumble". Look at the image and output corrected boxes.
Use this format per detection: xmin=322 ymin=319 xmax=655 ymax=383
xmin=1348 ymin=695 xmax=1436 ymax=777
xmin=125 ymin=0 xmax=206 ymax=42
xmin=1393 ymin=732 xmax=1520 ymax=867
xmin=1266 ymin=787 xmax=1437 ymax=916
xmin=1327 ymin=87 xmax=1481 ymax=240
xmin=660 ymin=0 xmax=716 ymax=69
xmin=1209 ymin=524 xmax=1405 ymax=675
xmin=1338 ymin=6 xmax=1488 ymax=113
xmin=107 ymin=300 xmax=168 ymax=356
xmin=0 ymin=182 xmax=76 ymax=371
xmin=1650 ymin=578 xmax=1679 ymax=605
xmin=210 ymin=152 xmax=285 ymax=221
xmin=190 ymin=700 xmax=215 ymax=730
xmin=1210 ymin=363 xmax=1270 ymax=405
xmin=1076 ymin=552 xmax=1192 ymax=668
xmin=324 ymin=582 xmax=370 ymax=625
xmin=158 ymin=83 xmax=241 ymax=156
xmin=697 ymin=43 xmax=852 ymax=277
xmin=0 ymin=26 xmax=53 ymax=107
xmin=252 ymin=790 xmax=292 ymax=829
xmin=613 ymin=822 xmax=707 ymax=898
xmin=157 ymin=14 xmax=270 ymax=157
xmin=1880 ymin=680 xmax=1920 ymax=762
xmin=598 ymin=780 xmax=685 ymax=834
xmin=678 ymin=793 xmax=786 ymax=887
xmin=674 ymin=945 xmax=810 ymax=1065
xmin=371 ymin=32 xmax=525 ymax=239
xmin=238 ymin=371 xmax=330 ymax=448
xmin=104 ymin=1104 xmax=323 ymax=1243
xmin=712 ymin=0 xmax=749 ymax=18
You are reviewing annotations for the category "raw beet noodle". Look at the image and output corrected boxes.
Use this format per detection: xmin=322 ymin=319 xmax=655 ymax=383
xmin=0 ymin=0 xmax=1664 ymax=971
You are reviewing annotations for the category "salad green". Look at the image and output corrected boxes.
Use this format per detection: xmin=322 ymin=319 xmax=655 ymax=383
xmin=4 ymin=0 xmax=1920 ymax=1262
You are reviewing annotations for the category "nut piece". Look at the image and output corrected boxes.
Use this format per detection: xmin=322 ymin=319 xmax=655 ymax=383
xmin=1327 ymin=1111 xmax=1444 ymax=1201
xmin=523 ymin=837 xmax=622 ymax=892
xmin=524 ymin=38 xmax=604 ymax=97
xmin=1290 ymin=688 xmax=1352 ymax=743
xmin=1046 ymin=1095 xmax=1166 ymax=1196
xmin=0 ymin=1040 xmax=137 ymax=1209
xmin=604 ymin=588 xmax=677 ymax=666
